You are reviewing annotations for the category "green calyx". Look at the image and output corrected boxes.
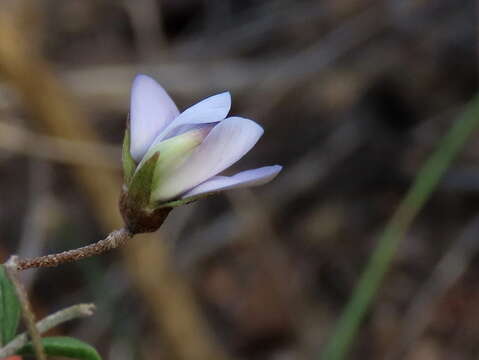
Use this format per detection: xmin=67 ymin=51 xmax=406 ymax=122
xmin=157 ymin=192 xmax=213 ymax=209
xmin=122 ymin=124 xmax=136 ymax=187
xmin=122 ymin=126 xmax=208 ymax=210
xmin=122 ymin=123 xmax=159 ymax=210
xmin=119 ymin=125 xmax=217 ymax=233
xmin=126 ymin=152 xmax=159 ymax=210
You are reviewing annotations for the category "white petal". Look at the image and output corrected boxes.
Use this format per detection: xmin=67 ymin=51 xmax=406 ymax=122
xmin=182 ymin=165 xmax=282 ymax=198
xmin=130 ymin=74 xmax=179 ymax=162
xmin=151 ymin=92 xmax=231 ymax=144
xmin=152 ymin=117 xmax=264 ymax=201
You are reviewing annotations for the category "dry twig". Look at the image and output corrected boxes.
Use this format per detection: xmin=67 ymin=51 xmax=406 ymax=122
xmin=4 ymin=256 xmax=46 ymax=360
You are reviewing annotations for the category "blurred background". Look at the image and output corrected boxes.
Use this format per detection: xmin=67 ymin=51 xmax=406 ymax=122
xmin=0 ymin=0 xmax=478 ymax=359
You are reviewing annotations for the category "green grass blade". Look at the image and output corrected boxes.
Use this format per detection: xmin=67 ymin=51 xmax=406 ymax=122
xmin=321 ymin=94 xmax=479 ymax=360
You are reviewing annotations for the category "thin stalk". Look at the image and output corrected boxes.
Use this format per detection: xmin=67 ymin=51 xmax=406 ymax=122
xmin=5 ymin=257 xmax=46 ymax=360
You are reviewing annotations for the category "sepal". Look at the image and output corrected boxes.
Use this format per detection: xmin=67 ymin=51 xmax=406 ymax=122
xmin=120 ymin=152 xmax=173 ymax=233
xmin=125 ymin=152 xmax=159 ymax=209
xmin=122 ymin=123 xmax=136 ymax=187
xmin=156 ymin=192 xmax=212 ymax=209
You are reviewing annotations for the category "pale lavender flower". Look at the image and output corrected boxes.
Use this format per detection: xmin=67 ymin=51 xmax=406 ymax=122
xmin=125 ymin=74 xmax=281 ymax=201
xmin=120 ymin=74 xmax=281 ymax=232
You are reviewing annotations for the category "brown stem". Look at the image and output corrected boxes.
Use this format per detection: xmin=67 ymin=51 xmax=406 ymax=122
xmin=16 ymin=228 xmax=132 ymax=271
xmin=5 ymin=256 xmax=46 ymax=360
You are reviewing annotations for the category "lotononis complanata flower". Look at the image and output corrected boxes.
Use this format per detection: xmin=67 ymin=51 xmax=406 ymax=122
xmin=120 ymin=74 xmax=282 ymax=234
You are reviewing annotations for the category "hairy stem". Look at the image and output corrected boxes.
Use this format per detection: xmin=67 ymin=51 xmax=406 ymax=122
xmin=16 ymin=228 xmax=132 ymax=271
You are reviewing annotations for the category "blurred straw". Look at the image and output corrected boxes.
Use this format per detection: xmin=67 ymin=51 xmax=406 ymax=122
xmin=16 ymin=160 xmax=53 ymax=290
xmin=124 ymin=234 xmax=229 ymax=360
xmin=0 ymin=1 xmax=121 ymax=229
xmin=321 ymin=93 xmax=479 ymax=359
xmin=227 ymin=189 xmax=322 ymax=359
xmin=0 ymin=121 xmax=120 ymax=169
xmin=384 ymin=214 xmax=479 ymax=360
xmin=122 ymin=0 xmax=167 ymax=60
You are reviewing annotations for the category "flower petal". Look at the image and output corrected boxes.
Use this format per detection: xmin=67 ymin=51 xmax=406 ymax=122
xmin=130 ymin=74 xmax=179 ymax=162
xmin=182 ymin=165 xmax=282 ymax=198
xmin=152 ymin=117 xmax=264 ymax=201
xmin=151 ymin=91 xmax=231 ymax=144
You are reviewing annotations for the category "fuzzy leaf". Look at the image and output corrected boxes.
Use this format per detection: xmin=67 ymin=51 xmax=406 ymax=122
xmin=18 ymin=337 xmax=102 ymax=360
xmin=0 ymin=265 xmax=20 ymax=346
xmin=127 ymin=152 xmax=159 ymax=208
xmin=122 ymin=124 xmax=136 ymax=187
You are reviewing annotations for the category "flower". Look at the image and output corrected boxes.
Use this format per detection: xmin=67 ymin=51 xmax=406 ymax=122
xmin=120 ymin=74 xmax=282 ymax=233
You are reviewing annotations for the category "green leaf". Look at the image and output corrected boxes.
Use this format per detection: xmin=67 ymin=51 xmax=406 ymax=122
xmin=127 ymin=152 xmax=159 ymax=208
xmin=122 ymin=123 xmax=136 ymax=187
xmin=0 ymin=264 xmax=20 ymax=346
xmin=18 ymin=336 xmax=102 ymax=360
